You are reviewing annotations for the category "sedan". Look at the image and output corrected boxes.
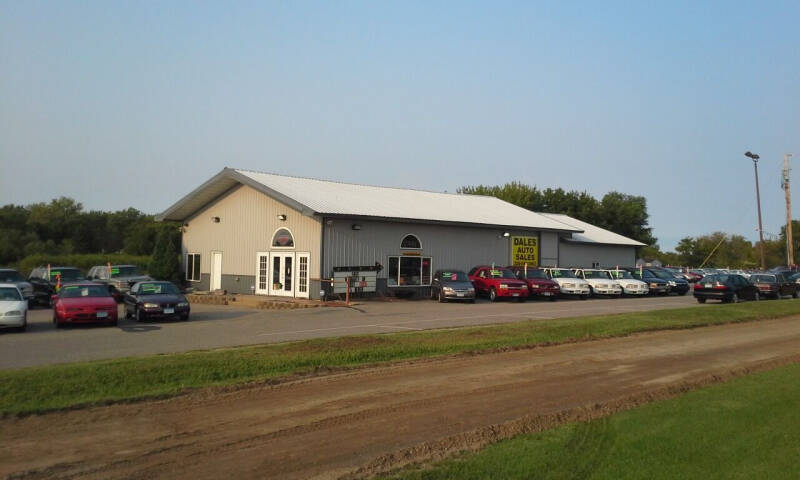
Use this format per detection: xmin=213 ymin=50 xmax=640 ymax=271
xmin=509 ymin=266 xmax=560 ymax=301
xmin=53 ymin=283 xmax=118 ymax=327
xmin=0 ymin=283 xmax=28 ymax=332
xmin=693 ymin=274 xmax=760 ymax=303
xmin=124 ymin=281 xmax=190 ymax=321
xmin=430 ymin=270 xmax=476 ymax=303
xmin=749 ymin=274 xmax=799 ymax=299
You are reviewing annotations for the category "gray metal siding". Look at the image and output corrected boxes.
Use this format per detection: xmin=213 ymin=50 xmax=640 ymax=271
xmin=539 ymin=232 xmax=559 ymax=267
xmin=322 ymin=219 xmax=546 ymax=280
xmin=558 ymin=242 xmax=636 ymax=268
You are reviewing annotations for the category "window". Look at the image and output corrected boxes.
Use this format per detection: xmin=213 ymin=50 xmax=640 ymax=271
xmin=400 ymin=234 xmax=421 ymax=249
xmin=272 ymin=228 xmax=294 ymax=248
xmin=186 ymin=253 xmax=201 ymax=282
xmin=387 ymin=256 xmax=433 ymax=286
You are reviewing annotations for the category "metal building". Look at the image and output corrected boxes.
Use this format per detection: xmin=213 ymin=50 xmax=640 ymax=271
xmin=159 ymin=168 xmax=644 ymax=299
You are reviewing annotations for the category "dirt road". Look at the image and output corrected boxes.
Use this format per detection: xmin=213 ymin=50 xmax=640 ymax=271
xmin=4 ymin=316 xmax=800 ymax=480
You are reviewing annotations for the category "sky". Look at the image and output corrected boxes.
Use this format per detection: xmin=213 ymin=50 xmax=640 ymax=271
xmin=1 ymin=1 xmax=798 ymax=250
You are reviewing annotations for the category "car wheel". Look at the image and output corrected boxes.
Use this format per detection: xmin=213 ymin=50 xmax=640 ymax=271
xmin=697 ymin=298 xmax=706 ymax=304
xmin=549 ymin=296 xmax=558 ymax=302
xmin=580 ymin=294 xmax=588 ymax=300
xmin=731 ymin=293 xmax=739 ymax=304
xmin=588 ymin=286 xmax=594 ymax=297
xmin=793 ymin=290 xmax=799 ymax=299
xmin=180 ymin=313 xmax=190 ymax=321
xmin=135 ymin=307 xmax=145 ymax=322
xmin=489 ymin=288 xmax=498 ymax=302
xmin=754 ymin=292 xmax=760 ymax=302
xmin=438 ymin=290 xmax=446 ymax=303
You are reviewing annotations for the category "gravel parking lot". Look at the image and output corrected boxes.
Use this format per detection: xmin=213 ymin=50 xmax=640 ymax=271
xmin=0 ymin=295 xmax=698 ymax=369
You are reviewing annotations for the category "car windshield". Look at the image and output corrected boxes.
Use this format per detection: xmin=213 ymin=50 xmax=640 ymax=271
xmin=609 ymin=270 xmax=633 ymax=279
xmin=439 ymin=271 xmax=468 ymax=282
xmin=138 ymin=283 xmax=180 ymax=295
xmin=110 ymin=266 xmax=141 ymax=277
xmin=548 ymin=269 xmax=576 ymax=279
xmin=487 ymin=269 xmax=517 ymax=279
xmin=650 ymin=270 xmax=676 ymax=280
xmin=59 ymin=285 xmax=111 ymax=298
xmin=583 ymin=270 xmax=611 ymax=280
xmin=0 ymin=287 xmax=22 ymax=301
xmin=0 ymin=270 xmax=24 ymax=282
xmin=50 ymin=269 xmax=82 ymax=281
xmin=522 ymin=269 xmax=548 ymax=279
xmin=750 ymin=275 xmax=776 ymax=283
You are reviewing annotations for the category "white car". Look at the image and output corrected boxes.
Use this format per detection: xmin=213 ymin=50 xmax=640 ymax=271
xmin=574 ymin=269 xmax=623 ymax=297
xmin=542 ymin=268 xmax=591 ymax=299
xmin=607 ymin=269 xmax=649 ymax=296
xmin=0 ymin=283 xmax=28 ymax=332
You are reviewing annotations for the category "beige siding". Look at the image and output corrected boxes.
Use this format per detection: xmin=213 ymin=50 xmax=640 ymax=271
xmin=182 ymin=185 xmax=321 ymax=278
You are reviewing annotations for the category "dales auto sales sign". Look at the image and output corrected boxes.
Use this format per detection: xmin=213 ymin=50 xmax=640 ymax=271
xmin=511 ymin=236 xmax=539 ymax=267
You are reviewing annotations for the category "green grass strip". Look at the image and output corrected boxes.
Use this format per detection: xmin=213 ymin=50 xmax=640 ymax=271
xmin=1 ymin=300 xmax=799 ymax=416
xmin=381 ymin=359 xmax=800 ymax=479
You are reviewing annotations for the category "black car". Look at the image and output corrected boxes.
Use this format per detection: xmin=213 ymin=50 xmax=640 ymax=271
xmin=693 ymin=274 xmax=760 ymax=303
xmin=123 ymin=281 xmax=190 ymax=321
xmin=27 ymin=266 xmax=85 ymax=306
xmin=430 ymin=270 xmax=475 ymax=303
xmin=749 ymin=273 xmax=799 ymax=299
xmin=622 ymin=267 xmax=670 ymax=295
xmin=646 ymin=267 xmax=690 ymax=295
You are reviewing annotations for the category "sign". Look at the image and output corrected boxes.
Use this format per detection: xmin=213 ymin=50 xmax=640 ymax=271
xmin=511 ymin=236 xmax=539 ymax=267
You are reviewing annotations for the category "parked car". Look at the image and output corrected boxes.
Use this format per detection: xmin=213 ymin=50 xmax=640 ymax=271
xmin=748 ymin=273 xmax=799 ymax=299
xmin=0 ymin=284 xmax=28 ymax=332
xmin=430 ymin=270 xmax=476 ymax=303
xmin=541 ymin=268 xmax=590 ymax=299
xmin=124 ymin=281 xmax=190 ymax=321
xmin=573 ymin=269 xmax=622 ymax=297
xmin=87 ymin=264 xmax=153 ymax=300
xmin=693 ymin=274 xmax=760 ymax=303
xmin=622 ymin=267 xmax=670 ymax=295
xmin=0 ymin=268 xmax=34 ymax=305
xmin=788 ymin=272 xmax=800 ymax=285
xmin=28 ymin=266 xmax=85 ymax=306
xmin=607 ymin=269 xmax=649 ymax=296
xmin=52 ymin=283 xmax=118 ymax=327
xmin=647 ymin=267 xmax=690 ymax=295
xmin=468 ymin=266 xmax=528 ymax=302
xmin=509 ymin=266 xmax=560 ymax=301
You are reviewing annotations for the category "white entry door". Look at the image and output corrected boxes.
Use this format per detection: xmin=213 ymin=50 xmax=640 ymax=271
xmin=255 ymin=252 xmax=269 ymax=295
xmin=210 ymin=252 xmax=222 ymax=291
xmin=295 ymin=253 xmax=310 ymax=298
xmin=268 ymin=252 xmax=295 ymax=296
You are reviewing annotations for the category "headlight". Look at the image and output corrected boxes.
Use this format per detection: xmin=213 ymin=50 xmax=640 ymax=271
xmin=5 ymin=311 xmax=21 ymax=316
xmin=177 ymin=302 xmax=189 ymax=307
xmin=442 ymin=287 xmax=454 ymax=293
xmin=531 ymin=284 xmax=539 ymax=288
xmin=499 ymin=284 xmax=508 ymax=289
xmin=144 ymin=303 xmax=159 ymax=308
xmin=668 ymin=281 xmax=676 ymax=286
xmin=520 ymin=285 xmax=528 ymax=289
xmin=467 ymin=287 xmax=475 ymax=292
xmin=650 ymin=283 xmax=658 ymax=288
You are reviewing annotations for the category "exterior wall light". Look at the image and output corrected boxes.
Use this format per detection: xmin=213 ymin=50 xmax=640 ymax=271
xmin=352 ymin=224 xmax=362 ymax=231
xmin=499 ymin=232 xmax=510 ymax=238
xmin=277 ymin=214 xmax=287 ymax=221
xmin=211 ymin=216 xmax=220 ymax=223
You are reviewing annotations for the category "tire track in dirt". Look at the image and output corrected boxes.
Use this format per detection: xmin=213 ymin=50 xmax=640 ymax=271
xmin=3 ymin=317 xmax=800 ymax=480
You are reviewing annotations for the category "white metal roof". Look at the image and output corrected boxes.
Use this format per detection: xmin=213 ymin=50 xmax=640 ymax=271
xmin=159 ymin=168 xmax=581 ymax=232
xmin=541 ymin=213 xmax=646 ymax=247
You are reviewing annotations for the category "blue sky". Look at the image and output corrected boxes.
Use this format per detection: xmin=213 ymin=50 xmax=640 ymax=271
xmin=1 ymin=1 xmax=798 ymax=250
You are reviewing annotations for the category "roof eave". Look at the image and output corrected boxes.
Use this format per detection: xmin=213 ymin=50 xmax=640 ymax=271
xmin=319 ymin=213 xmax=582 ymax=233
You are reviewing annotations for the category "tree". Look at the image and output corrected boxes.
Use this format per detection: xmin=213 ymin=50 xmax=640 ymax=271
xmin=149 ymin=225 xmax=182 ymax=283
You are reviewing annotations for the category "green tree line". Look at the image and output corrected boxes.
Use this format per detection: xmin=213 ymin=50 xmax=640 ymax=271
xmin=0 ymin=197 xmax=182 ymax=280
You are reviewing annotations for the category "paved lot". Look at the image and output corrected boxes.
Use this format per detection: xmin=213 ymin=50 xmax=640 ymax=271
xmin=0 ymin=294 xmax=698 ymax=369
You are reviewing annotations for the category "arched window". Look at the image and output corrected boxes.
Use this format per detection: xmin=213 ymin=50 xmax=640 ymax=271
xmin=272 ymin=228 xmax=294 ymax=248
xmin=400 ymin=234 xmax=421 ymax=249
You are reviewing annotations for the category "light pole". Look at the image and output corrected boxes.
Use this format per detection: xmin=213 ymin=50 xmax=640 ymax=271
xmin=745 ymin=151 xmax=766 ymax=269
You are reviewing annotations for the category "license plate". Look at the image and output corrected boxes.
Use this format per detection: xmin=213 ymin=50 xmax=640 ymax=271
xmin=542 ymin=292 xmax=551 ymax=296
xmin=96 ymin=311 xmax=108 ymax=318
xmin=163 ymin=307 xmax=174 ymax=314
xmin=456 ymin=293 xmax=464 ymax=297
xmin=512 ymin=293 xmax=519 ymax=297
xmin=704 ymin=284 xmax=712 ymax=288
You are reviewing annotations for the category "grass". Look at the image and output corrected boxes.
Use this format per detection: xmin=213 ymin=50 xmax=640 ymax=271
xmin=380 ymin=361 xmax=800 ymax=480
xmin=1 ymin=300 xmax=800 ymax=416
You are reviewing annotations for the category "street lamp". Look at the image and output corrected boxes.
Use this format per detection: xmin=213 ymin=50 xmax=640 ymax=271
xmin=745 ymin=151 xmax=766 ymax=270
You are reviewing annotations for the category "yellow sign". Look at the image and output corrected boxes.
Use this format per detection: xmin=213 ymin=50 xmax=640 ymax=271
xmin=511 ymin=236 xmax=539 ymax=267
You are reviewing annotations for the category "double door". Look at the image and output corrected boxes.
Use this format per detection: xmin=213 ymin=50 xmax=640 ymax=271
xmin=256 ymin=252 xmax=309 ymax=298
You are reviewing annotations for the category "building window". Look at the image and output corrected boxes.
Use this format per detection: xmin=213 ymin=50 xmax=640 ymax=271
xmin=400 ymin=234 xmax=421 ymax=249
xmin=186 ymin=253 xmax=201 ymax=282
xmin=272 ymin=228 xmax=294 ymax=248
xmin=387 ymin=256 xmax=432 ymax=286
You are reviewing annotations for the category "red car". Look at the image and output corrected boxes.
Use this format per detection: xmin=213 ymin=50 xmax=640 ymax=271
xmin=53 ymin=283 xmax=118 ymax=328
xmin=468 ymin=266 xmax=529 ymax=302
xmin=508 ymin=266 xmax=560 ymax=301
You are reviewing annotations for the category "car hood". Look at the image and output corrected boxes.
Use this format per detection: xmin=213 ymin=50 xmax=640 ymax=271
xmin=113 ymin=275 xmax=154 ymax=283
xmin=440 ymin=281 xmax=474 ymax=289
xmin=551 ymin=278 xmax=589 ymax=286
xmin=617 ymin=279 xmax=648 ymax=286
xmin=0 ymin=300 xmax=27 ymax=313
xmin=58 ymin=297 xmax=117 ymax=308
xmin=583 ymin=278 xmax=618 ymax=286
xmin=525 ymin=278 xmax=558 ymax=287
xmin=136 ymin=294 xmax=186 ymax=304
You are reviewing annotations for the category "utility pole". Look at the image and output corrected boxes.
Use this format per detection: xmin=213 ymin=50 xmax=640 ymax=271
xmin=745 ymin=151 xmax=766 ymax=270
xmin=783 ymin=153 xmax=794 ymax=267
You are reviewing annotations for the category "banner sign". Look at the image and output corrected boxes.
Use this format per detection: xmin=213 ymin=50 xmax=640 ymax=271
xmin=511 ymin=236 xmax=539 ymax=267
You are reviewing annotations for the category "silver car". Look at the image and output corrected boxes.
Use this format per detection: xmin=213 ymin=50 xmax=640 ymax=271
xmin=0 ymin=283 xmax=28 ymax=332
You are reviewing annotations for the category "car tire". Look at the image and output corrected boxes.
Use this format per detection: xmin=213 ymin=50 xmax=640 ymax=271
xmin=135 ymin=307 xmax=145 ymax=322
xmin=731 ymin=293 xmax=739 ymax=304
xmin=754 ymin=292 xmax=760 ymax=302
xmin=588 ymin=286 xmax=594 ymax=297
xmin=180 ymin=313 xmax=190 ymax=321
xmin=489 ymin=288 xmax=498 ymax=302
xmin=697 ymin=298 xmax=706 ymax=304
xmin=438 ymin=290 xmax=446 ymax=303
xmin=580 ymin=294 xmax=588 ymax=300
